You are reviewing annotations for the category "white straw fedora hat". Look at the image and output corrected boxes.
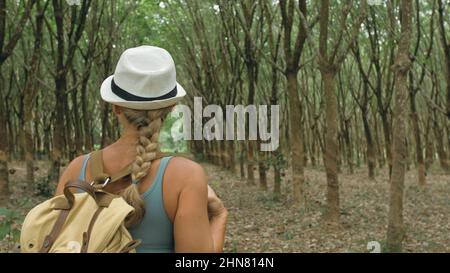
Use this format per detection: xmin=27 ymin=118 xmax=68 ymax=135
xmin=100 ymin=45 xmax=186 ymax=110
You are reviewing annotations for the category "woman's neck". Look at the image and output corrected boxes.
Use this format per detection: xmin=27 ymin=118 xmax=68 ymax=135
xmin=107 ymin=128 xmax=139 ymax=157
xmin=117 ymin=130 xmax=139 ymax=145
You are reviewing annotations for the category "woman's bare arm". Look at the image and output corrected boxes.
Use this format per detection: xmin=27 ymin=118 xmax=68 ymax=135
xmin=207 ymin=185 xmax=228 ymax=252
xmin=54 ymin=156 xmax=84 ymax=196
xmin=173 ymin=164 xmax=214 ymax=252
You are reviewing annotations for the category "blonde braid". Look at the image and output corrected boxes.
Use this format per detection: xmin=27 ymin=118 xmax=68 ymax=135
xmin=120 ymin=106 xmax=173 ymax=227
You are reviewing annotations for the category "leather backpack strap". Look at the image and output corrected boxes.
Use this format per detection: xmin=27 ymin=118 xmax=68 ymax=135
xmin=90 ymin=149 xmax=168 ymax=185
xmin=90 ymin=150 xmax=108 ymax=181
xmin=80 ymin=206 xmax=105 ymax=253
xmin=120 ymin=240 xmax=142 ymax=253
xmin=90 ymin=150 xmax=133 ymax=183
xmin=64 ymin=180 xmax=97 ymax=208
xmin=39 ymin=209 xmax=70 ymax=253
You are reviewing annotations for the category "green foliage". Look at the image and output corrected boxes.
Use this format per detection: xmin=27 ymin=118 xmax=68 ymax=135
xmin=208 ymin=180 xmax=220 ymax=189
xmin=266 ymin=153 xmax=288 ymax=171
xmin=34 ymin=178 xmax=54 ymax=198
xmin=256 ymin=193 xmax=282 ymax=209
xmin=0 ymin=198 xmax=33 ymax=244
xmin=229 ymin=238 xmax=239 ymax=253
xmin=282 ymin=230 xmax=294 ymax=241
xmin=160 ymin=113 xmax=188 ymax=153
xmin=0 ymin=207 xmax=23 ymax=243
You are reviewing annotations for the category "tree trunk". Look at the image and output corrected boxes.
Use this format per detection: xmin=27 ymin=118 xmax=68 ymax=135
xmin=362 ymin=112 xmax=376 ymax=179
xmin=246 ymin=142 xmax=255 ymax=185
xmin=101 ymin=101 xmax=111 ymax=147
xmin=380 ymin=111 xmax=393 ymax=176
xmin=409 ymin=90 xmax=426 ymax=186
xmin=386 ymin=0 xmax=412 ymax=252
xmin=322 ymin=70 xmax=340 ymax=222
xmin=0 ymin=98 xmax=9 ymax=205
xmin=48 ymin=78 xmax=66 ymax=185
xmin=424 ymin=116 xmax=433 ymax=172
xmin=22 ymin=2 xmax=44 ymax=186
xmin=433 ymin=118 xmax=450 ymax=171
xmin=373 ymin=112 xmax=384 ymax=168
xmin=287 ymin=71 xmax=305 ymax=208
xmin=437 ymin=0 xmax=450 ymax=119
xmin=239 ymin=141 xmax=245 ymax=179
xmin=0 ymin=0 xmax=38 ymax=203
xmin=258 ymin=146 xmax=267 ymax=191
xmin=81 ymin=74 xmax=93 ymax=152
xmin=273 ymin=149 xmax=282 ymax=196
xmin=217 ymin=141 xmax=222 ymax=165
xmin=343 ymin=119 xmax=353 ymax=174
xmin=71 ymin=69 xmax=83 ymax=156
xmin=310 ymin=134 xmax=317 ymax=167
xmin=220 ymin=140 xmax=227 ymax=169
xmin=227 ymin=140 xmax=236 ymax=174
xmin=63 ymin=93 xmax=73 ymax=160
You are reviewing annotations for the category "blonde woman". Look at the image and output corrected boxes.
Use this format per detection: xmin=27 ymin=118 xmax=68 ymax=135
xmin=55 ymin=46 xmax=228 ymax=253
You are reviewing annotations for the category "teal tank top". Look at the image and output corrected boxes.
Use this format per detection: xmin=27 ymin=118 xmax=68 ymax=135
xmin=78 ymin=154 xmax=175 ymax=253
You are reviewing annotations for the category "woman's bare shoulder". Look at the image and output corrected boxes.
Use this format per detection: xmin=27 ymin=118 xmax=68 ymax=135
xmin=54 ymin=154 xmax=87 ymax=195
xmin=165 ymin=156 xmax=208 ymax=187
xmin=64 ymin=155 xmax=87 ymax=177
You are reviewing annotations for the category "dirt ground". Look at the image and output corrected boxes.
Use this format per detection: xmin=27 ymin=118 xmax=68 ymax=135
xmin=1 ymin=160 xmax=449 ymax=253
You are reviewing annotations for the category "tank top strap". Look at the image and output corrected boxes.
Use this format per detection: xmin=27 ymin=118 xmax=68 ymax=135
xmin=78 ymin=153 xmax=91 ymax=181
xmin=155 ymin=156 xmax=173 ymax=183
xmin=141 ymin=156 xmax=173 ymax=199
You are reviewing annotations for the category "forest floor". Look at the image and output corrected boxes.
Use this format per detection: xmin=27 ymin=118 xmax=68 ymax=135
xmin=1 ymin=159 xmax=449 ymax=253
xmin=211 ymin=163 xmax=450 ymax=253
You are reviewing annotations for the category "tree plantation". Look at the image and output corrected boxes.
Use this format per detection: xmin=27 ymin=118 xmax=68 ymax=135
xmin=0 ymin=0 xmax=449 ymax=253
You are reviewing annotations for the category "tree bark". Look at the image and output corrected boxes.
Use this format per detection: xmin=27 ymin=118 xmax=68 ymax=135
xmin=22 ymin=0 xmax=45 ymax=187
xmin=239 ymin=141 xmax=246 ymax=179
xmin=48 ymin=78 xmax=66 ymax=185
xmin=318 ymin=0 xmax=366 ymax=222
xmin=321 ymin=70 xmax=340 ymax=222
xmin=362 ymin=111 xmax=376 ymax=179
xmin=71 ymin=68 xmax=83 ymax=156
xmin=279 ymin=0 xmax=308 ymax=208
xmin=246 ymin=141 xmax=255 ymax=185
xmin=380 ymin=110 xmax=393 ymax=176
xmin=424 ymin=115 xmax=434 ymax=172
xmin=0 ymin=0 xmax=37 ymax=204
xmin=0 ymin=98 xmax=9 ymax=205
xmin=409 ymin=90 xmax=426 ymax=186
xmin=287 ymin=71 xmax=306 ymax=207
xmin=433 ymin=119 xmax=450 ymax=171
xmin=386 ymin=0 xmax=412 ymax=252
xmin=48 ymin=0 xmax=91 ymax=184
xmin=437 ymin=0 xmax=450 ymax=119
xmin=227 ymin=140 xmax=236 ymax=174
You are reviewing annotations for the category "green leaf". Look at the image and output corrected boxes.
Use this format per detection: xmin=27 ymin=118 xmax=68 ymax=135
xmin=12 ymin=229 xmax=21 ymax=242
xmin=0 ymin=224 xmax=11 ymax=240
xmin=0 ymin=207 xmax=12 ymax=218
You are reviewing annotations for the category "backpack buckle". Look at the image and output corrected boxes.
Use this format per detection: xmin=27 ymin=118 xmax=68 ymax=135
xmin=89 ymin=177 xmax=111 ymax=188
xmin=101 ymin=177 xmax=111 ymax=188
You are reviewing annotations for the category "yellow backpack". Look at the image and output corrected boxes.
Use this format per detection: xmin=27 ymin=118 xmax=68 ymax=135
xmin=20 ymin=180 xmax=140 ymax=253
xmin=20 ymin=150 xmax=142 ymax=253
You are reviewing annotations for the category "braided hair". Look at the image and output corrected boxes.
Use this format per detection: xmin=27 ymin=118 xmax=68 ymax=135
xmin=120 ymin=106 xmax=173 ymax=227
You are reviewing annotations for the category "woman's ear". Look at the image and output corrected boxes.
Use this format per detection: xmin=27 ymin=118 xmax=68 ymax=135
xmin=112 ymin=104 xmax=122 ymax=115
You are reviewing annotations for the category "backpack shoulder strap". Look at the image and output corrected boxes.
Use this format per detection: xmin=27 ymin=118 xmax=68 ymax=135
xmin=90 ymin=149 xmax=169 ymax=185
xmin=90 ymin=150 xmax=131 ymax=183
xmin=90 ymin=150 xmax=106 ymax=180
